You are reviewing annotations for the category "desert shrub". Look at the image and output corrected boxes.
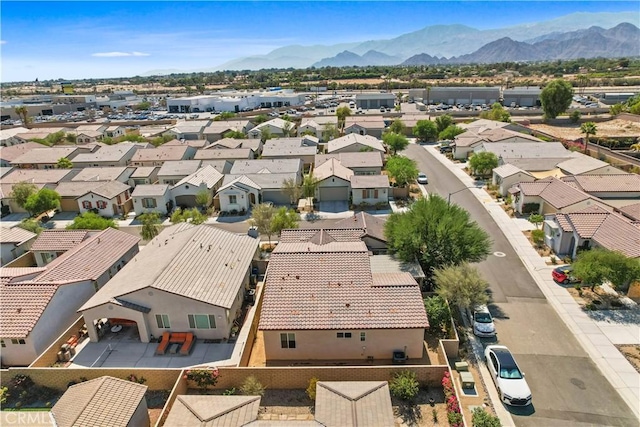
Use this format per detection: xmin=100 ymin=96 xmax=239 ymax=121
xmin=472 ymin=407 xmax=501 ymax=427
xmin=389 ymin=370 xmax=419 ymax=401
xmin=185 ymin=368 xmax=220 ymax=392
xmin=306 ymin=377 xmax=319 ymax=401
xmin=240 ymin=375 xmax=265 ymax=396
xmin=531 ymin=229 xmax=545 ymax=247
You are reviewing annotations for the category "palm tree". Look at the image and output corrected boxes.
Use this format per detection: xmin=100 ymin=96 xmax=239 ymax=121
xmin=580 ymin=122 xmax=597 ymax=155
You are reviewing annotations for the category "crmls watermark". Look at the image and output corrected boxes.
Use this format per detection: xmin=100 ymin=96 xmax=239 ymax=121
xmin=1 ymin=411 xmax=53 ymax=425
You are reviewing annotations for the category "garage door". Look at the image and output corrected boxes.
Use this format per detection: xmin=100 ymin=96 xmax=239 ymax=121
xmin=319 ymin=186 xmax=349 ymax=201
xmin=175 ymin=195 xmax=196 ymax=208
xmin=262 ymin=191 xmax=290 ymax=205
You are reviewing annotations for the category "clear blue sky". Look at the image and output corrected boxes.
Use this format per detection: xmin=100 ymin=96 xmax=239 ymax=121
xmin=0 ymin=1 xmax=636 ymax=82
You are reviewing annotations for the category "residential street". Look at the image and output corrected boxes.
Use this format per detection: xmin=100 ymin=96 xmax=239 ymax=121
xmin=405 ymin=144 xmax=638 ymax=427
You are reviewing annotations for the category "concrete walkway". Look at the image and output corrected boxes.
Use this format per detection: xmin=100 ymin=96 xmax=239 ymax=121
xmin=423 ymin=144 xmax=640 ymax=422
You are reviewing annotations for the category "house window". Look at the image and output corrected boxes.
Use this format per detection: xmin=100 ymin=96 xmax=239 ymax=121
xmin=336 ymin=332 xmax=352 ymax=338
xmin=96 ymin=200 xmax=107 ymax=210
xmin=82 ymin=200 xmax=92 ymax=209
xmin=11 ymin=339 xmax=26 ymax=345
xmin=1 ymin=340 xmax=5 ymax=347
xmin=229 ymin=195 xmax=237 ymax=204
xmin=142 ymin=198 xmax=157 ymax=208
xmin=362 ymin=189 xmax=378 ymax=199
xmin=188 ymin=314 xmax=216 ymax=329
xmin=155 ymin=314 xmax=170 ymax=329
xmin=360 ymin=332 xmax=366 ymax=341
xmin=280 ymin=333 xmax=296 ymax=349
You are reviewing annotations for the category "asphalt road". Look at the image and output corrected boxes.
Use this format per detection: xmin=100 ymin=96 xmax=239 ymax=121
xmin=406 ymin=144 xmax=637 ymax=427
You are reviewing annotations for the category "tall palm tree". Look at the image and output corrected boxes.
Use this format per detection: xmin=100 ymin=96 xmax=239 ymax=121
xmin=580 ymin=122 xmax=597 ymax=155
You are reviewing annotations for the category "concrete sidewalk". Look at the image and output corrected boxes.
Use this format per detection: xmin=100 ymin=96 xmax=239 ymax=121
xmin=423 ymin=144 xmax=640 ymax=421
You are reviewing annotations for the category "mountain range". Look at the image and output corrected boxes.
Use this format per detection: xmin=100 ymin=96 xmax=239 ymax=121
xmin=142 ymin=11 xmax=639 ymax=75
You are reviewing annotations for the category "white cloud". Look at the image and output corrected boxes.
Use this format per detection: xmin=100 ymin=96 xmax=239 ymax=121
xmin=0 ymin=40 xmax=7 ymax=45
xmin=91 ymin=51 xmax=150 ymax=57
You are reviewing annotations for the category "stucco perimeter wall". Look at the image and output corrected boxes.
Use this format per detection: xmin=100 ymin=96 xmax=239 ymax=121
xmin=0 ymin=368 xmax=182 ymax=391
xmin=195 ymin=365 xmax=449 ymax=390
xmin=30 ymin=317 xmax=87 ymax=368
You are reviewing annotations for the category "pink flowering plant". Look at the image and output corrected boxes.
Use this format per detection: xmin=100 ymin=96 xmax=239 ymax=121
xmin=184 ymin=367 xmax=220 ymax=393
xmin=442 ymin=372 xmax=463 ymax=427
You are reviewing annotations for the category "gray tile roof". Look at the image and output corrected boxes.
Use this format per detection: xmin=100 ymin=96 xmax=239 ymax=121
xmin=259 ymin=236 xmax=428 ymax=331
xmin=334 ymin=212 xmax=387 ymax=243
xmin=131 ymin=145 xmax=192 ymax=162
xmin=230 ymin=158 xmax=302 ymax=175
xmin=482 ymin=141 xmax=568 ymax=159
xmin=261 ymin=142 xmax=317 ymax=158
xmin=80 ymin=224 xmax=258 ymax=311
xmin=315 ymin=381 xmax=394 ymax=427
xmin=208 ymin=138 xmax=244 ymax=149
xmin=164 ymin=138 xmax=210 ymax=148
xmin=515 ymin=177 xmax=593 ymax=209
xmin=328 ymin=134 xmax=385 ymax=153
xmin=173 ymin=165 xmax=223 ymax=189
xmin=222 ymin=173 xmax=297 ymax=190
xmin=131 ymin=184 xmax=170 ymax=197
xmin=89 ymin=180 xmax=131 ymax=199
xmin=71 ymin=167 xmax=132 ymax=182
xmin=200 ymin=160 xmax=233 ymax=174
xmin=556 ymin=154 xmax=611 ymax=175
xmin=370 ymin=254 xmax=425 ymax=279
xmin=493 ymin=164 xmax=532 ymax=179
xmin=158 ymin=160 xmax=202 ymax=177
xmin=51 ymin=376 xmax=147 ymax=427
xmin=55 ymin=181 xmax=112 ymax=198
xmin=218 ymin=175 xmax=261 ymax=192
xmin=350 ymin=174 xmax=389 ymax=189
xmin=164 ymin=395 xmax=260 ymax=427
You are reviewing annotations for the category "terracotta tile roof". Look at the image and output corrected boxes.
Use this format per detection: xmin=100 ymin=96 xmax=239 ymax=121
xmin=71 ymin=143 xmax=141 ymax=163
xmin=280 ymin=229 xmax=365 ymax=243
xmin=516 ymin=177 xmax=592 ymax=208
xmin=553 ymin=214 xmax=574 ymax=232
xmin=194 ymin=148 xmax=253 ymax=160
xmin=164 ymin=395 xmax=260 ymax=427
xmin=2 ymin=168 xmax=76 ymax=184
xmin=314 ymin=158 xmax=353 ymax=182
xmin=561 ymin=174 xmax=640 ymax=193
xmin=222 ymin=172 xmax=296 ymax=190
xmin=89 ymin=180 xmax=130 ymax=199
xmin=29 ymin=228 xmax=139 ymax=284
xmin=316 ymin=152 xmax=383 ymax=169
xmin=563 ymin=211 xmax=609 ymax=238
xmin=130 ymin=166 xmax=158 ymax=178
xmin=334 ymin=212 xmax=387 ymax=242
xmin=315 ymin=381 xmax=394 ymax=427
xmin=10 ymin=147 xmax=80 ymax=165
xmin=259 ymin=238 xmax=428 ymax=330
xmin=0 ymin=267 xmax=47 ymax=280
xmin=0 ymin=142 xmax=44 ymax=162
xmin=30 ymin=230 xmax=90 ymax=251
xmin=80 ymin=224 xmax=258 ymax=311
xmin=51 ymin=376 xmax=147 ymax=427
xmin=350 ymin=174 xmax=389 ymax=189
xmin=131 ymin=145 xmax=191 ymax=162
xmin=617 ymin=202 xmax=640 ymax=221
xmin=0 ymin=283 xmax=58 ymax=337
xmin=208 ymin=138 xmax=244 ymax=149
xmin=0 ymin=227 xmax=36 ymax=245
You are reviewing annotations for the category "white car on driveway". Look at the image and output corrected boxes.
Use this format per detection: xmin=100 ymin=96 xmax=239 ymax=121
xmin=485 ymin=345 xmax=532 ymax=406
xmin=417 ymin=173 xmax=428 ymax=184
xmin=473 ymin=305 xmax=496 ymax=337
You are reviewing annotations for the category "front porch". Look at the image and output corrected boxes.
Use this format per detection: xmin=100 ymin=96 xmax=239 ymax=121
xmin=68 ymin=324 xmax=236 ymax=368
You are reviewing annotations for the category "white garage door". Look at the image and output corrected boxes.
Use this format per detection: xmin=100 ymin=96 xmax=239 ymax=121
xmin=319 ymin=186 xmax=349 ymax=201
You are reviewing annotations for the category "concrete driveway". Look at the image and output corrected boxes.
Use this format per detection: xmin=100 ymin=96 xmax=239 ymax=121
xmin=406 ymin=144 xmax=638 ymax=427
xmin=318 ymin=201 xmax=349 ymax=213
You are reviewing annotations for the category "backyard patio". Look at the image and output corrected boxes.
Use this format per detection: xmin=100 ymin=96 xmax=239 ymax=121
xmin=67 ymin=325 xmax=237 ymax=368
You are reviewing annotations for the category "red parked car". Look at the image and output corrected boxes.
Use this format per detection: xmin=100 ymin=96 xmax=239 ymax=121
xmin=552 ymin=265 xmax=581 ymax=284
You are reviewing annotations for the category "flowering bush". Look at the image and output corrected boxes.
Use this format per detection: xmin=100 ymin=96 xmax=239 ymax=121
xmin=127 ymin=374 xmax=147 ymax=384
xmin=442 ymin=372 xmax=463 ymax=427
xmin=184 ymin=367 xmax=220 ymax=392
